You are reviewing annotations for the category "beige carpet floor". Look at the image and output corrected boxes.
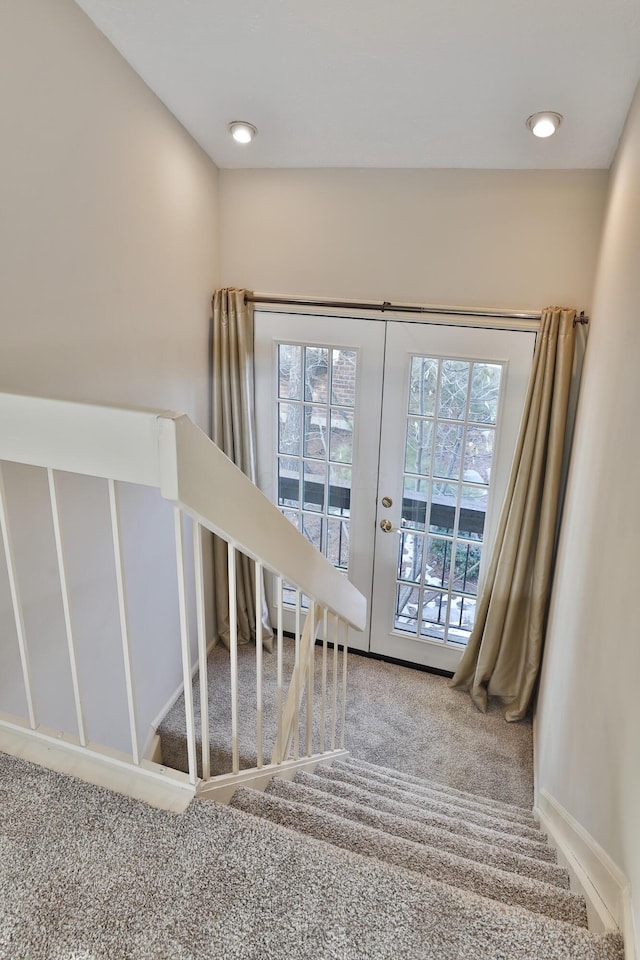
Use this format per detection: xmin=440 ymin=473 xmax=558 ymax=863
xmin=158 ymin=640 xmax=533 ymax=807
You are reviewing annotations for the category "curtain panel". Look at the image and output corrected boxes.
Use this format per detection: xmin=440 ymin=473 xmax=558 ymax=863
xmin=212 ymin=288 xmax=274 ymax=652
xmin=451 ymin=307 xmax=577 ymax=721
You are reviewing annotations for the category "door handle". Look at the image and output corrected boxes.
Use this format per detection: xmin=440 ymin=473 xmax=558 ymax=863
xmin=379 ymin=519 xmax=400 ymax=534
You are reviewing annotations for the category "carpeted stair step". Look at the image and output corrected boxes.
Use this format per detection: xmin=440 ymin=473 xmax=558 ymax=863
xmin=345 ymin=755 xmax=534 ymax=812
xmin=267 ymin=776 xmax=570 ymax=889
xmin=344 ymin=755 xmax=534 ymax=811
xmin=207 ymin=795 xmax=623 ymax=960
xmin=326 ymin=760 xmax=544 ymax=840
xmin=218 ymin=794 xmax=623 ymax=960
xmin=314 ymin=764 xmax=547 ymax=843
xmin=341 ymin=756 xmax=538 ymax=827
xmin=5 ymin=752 xmax=624 ymax=960
xmin=230 ymin=787 xmax=588 ymax=927
xmin=296 ymin=769 xmax=557 ymax=863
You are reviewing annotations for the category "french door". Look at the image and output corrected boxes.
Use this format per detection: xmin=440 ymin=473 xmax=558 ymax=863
xmin=255 ymin=311 xmax=535 ymax=672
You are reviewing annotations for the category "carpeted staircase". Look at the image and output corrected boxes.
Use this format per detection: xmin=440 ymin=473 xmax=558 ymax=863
xmin=148 ymin=642 xmax=625 ymax=958
xmin=228 ymin=755 xmax=624 ymax=959
xmin=0 ymin=749 xmax=626 ymax=958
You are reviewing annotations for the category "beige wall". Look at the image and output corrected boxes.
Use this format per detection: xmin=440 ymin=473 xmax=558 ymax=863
xmin=536 ymin=80 xmax=640 ymax=943
xmin=0 ymin=0 xmax=218 ymax=421
xmin=0 ymin=0 xmax=219 ymax=753
xmin=220 ymin=168 xmax=607 ymax=311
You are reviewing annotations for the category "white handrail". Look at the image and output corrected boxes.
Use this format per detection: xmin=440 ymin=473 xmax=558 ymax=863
xmin=0 ymin=393 xmax=365 ymax=630
xmin=0 ymin=392 xmax=169 ymax=486
xmin=158 ymin=414 xmax=366 ymax=630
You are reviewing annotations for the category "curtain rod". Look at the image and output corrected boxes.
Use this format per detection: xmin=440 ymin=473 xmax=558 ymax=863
xmin=245 ymin=293 xmax=589 ymax=326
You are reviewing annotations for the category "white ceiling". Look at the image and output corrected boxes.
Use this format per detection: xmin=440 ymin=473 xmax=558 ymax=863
xmin=74 ymin=0 xmax=640 ymax=170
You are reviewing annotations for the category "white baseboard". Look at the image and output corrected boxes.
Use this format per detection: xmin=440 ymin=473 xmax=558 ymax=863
xmin=535 ymin=788 xmax=636 ymax=960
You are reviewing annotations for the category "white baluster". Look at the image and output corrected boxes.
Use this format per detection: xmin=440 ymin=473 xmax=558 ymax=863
xmin=330 ymin=611 xmax=338 ymax=751
xmin=320 ymin=606 xmax=328 ymax=754
xmin=174 ymin=508 xmax=198 ymax=785
xmin=228 ymin=544 xmax=239 ymax=775
xmin=255 ymin=560 xmax=263 ymax=769
xmin=306 ymin=601 xmax=315 ymax=758
xmin=193 ymin=521 xmax=210 ymax=781
xmin=48 ymin=468 xmax=86 ymax=746
xmin=293 ymin=589 xmax=301 ymax=760
xmin=276 ymin=575 xmax=283 ymax=763
xmin=108 ymin=479 xmax=139 ymax=764
xmin=340 ymin=618 xmax=348 ymax=750
xmin=0 ymin=464 xmax=36 ymax=729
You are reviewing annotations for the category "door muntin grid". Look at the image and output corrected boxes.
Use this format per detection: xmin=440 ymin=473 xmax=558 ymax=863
xmin=395 ymin=355 xmax=503 ymax=645
xmin=276 ymin=342 xmax=357 ymax=604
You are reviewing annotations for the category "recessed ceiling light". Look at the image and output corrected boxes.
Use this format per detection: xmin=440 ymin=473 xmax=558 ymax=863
xmin=526 ymin=112 xmax=563 ymax=138
xmin=228 ymin=121 xmax=257 ymax=144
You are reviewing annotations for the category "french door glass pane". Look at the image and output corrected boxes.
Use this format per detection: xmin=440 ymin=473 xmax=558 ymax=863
xmin=395 ymin=354 xmax=504 ymax=646
xmin=277 ymin=457 xmax=299 ymax=508
xmin=278 ymin=402 xmax=301 ymax=455
xmin=398 ymin=530 xmax=423 ymax=585
xmin=469 ymin=363 xmax=502 ymax=423
xmin=401 ymin=476 xmax=428 ymax=530
xmin=304 ymin=348 xmax=329 ymax=402
xmin=438 ymin=360 xmax=470 ymax=420
xmin=459 ymin=485 xmax=487 ymax=540
xmin=327 ymin=517 xmax=350 ymax=570
xmin=463 ymin=426 xmax=495 ymax=483
xmin=429 ymin=482 xmax=457 ymax=535
xmin=329 ymin=409 xmax=354 ymax=463
xmin=433 ymin=424 xmax=463 ymax=480
xmin=275 ymin=342 xmax=358 ymax=592
xmin=278 ymin=344 xmax=302 ymax=400
xmin=331 ymin=349 xmax=357 ymax=406
xmin=408 ymin=356 xmax=438 ymax=417
xmin=405 ymin=419 xmax=434 ymax=475
xmin=395 ymin=584 xmax=420 ymax=633
xmin=328 ymin=464 xmax=351 ymax=516
xmin=302 ymin=460 xmax=326 ymax=512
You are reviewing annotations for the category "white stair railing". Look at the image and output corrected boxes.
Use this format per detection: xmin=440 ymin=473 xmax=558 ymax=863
xmin=0 ymin=393 xmax=365 ymax=809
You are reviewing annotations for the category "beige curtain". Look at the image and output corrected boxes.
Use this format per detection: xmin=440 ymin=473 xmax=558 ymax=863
xmin=451 ymin=307 xmax=576 ymax=721
xmin=212 ymin=288 xmax=274 ymax=652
